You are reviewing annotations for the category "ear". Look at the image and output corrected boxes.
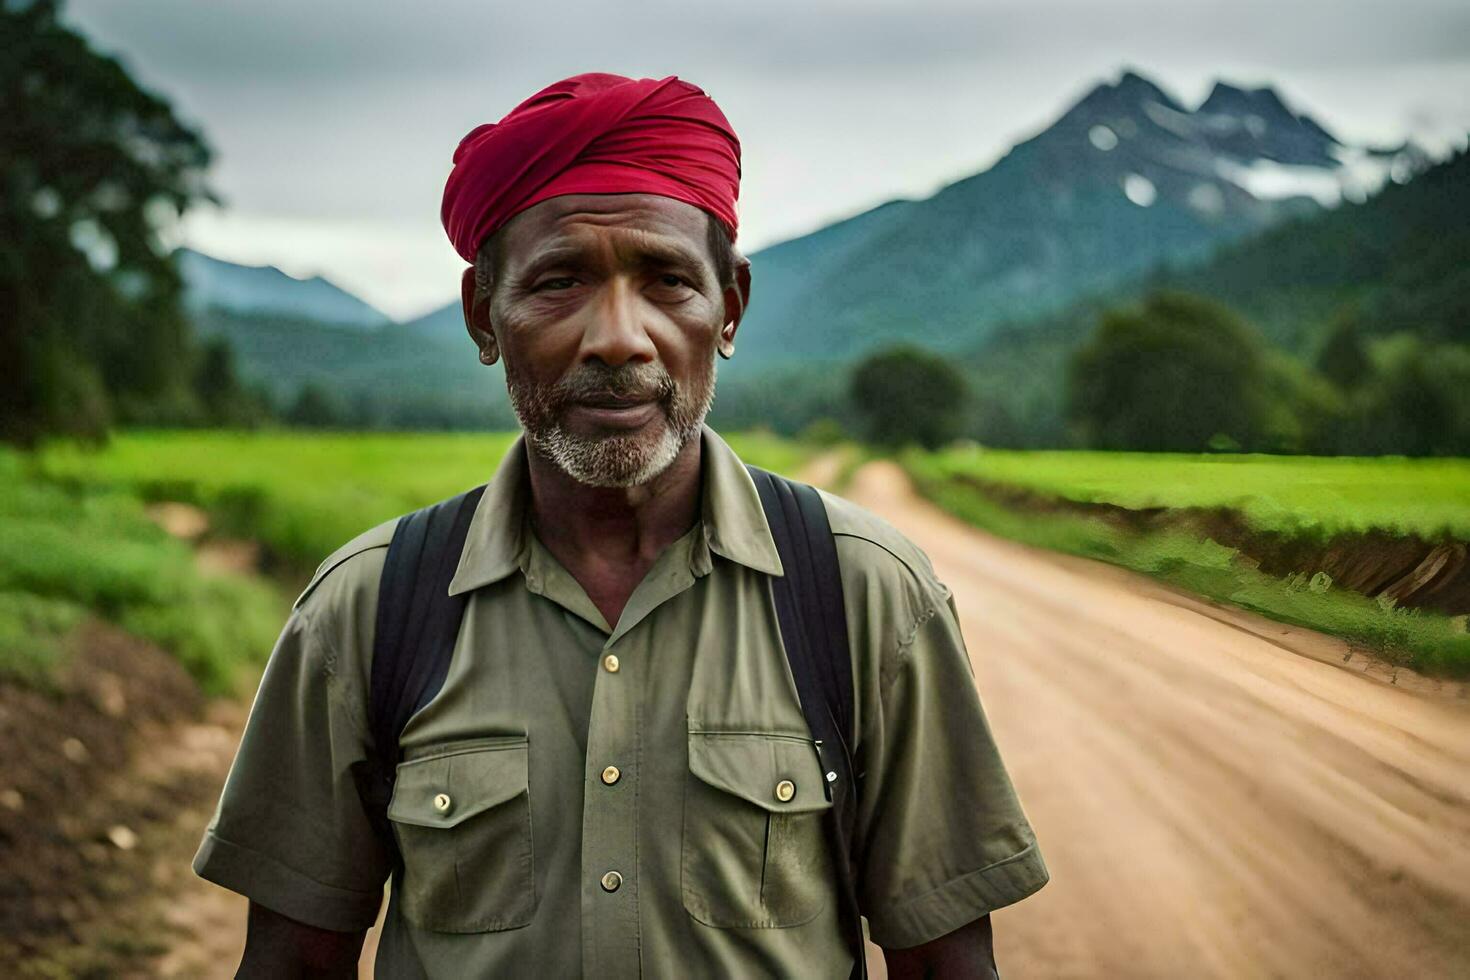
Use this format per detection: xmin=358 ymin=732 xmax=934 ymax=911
xmin=461 ymin=266 xmax=499 ymax=365
xmin=717 ymin=256 xmax=752 ymax=360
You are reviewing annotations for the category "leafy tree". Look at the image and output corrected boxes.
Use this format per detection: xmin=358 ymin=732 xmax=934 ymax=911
xmin=286 ymin=383 xmax=343 ymax=429
xmin=1315 ymin=307 xmax=1373 ymax=391
xmin=194 ymin=337 xmax=271 ymax=427
xmin=2 ymin=0 xmax=215 ymax=443
xmin=1066 ymin=291 xmax=1276 ymax=452
xmin=848 ymin=345 xmax=969 ymax=449
xmin=1342 ymin=335 xmax=1470 ymax=456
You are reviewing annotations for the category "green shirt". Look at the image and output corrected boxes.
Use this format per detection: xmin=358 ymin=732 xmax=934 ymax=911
xmin=193 ymin=424 xmax=1049 ymax=977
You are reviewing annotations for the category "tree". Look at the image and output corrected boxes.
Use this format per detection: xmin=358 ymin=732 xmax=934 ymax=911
xmin=286 ymin=383 xmax=342 ymax=429
xmin=1066 ymin=291 xmax=1276 ymax=452
xmin=1315 ymin=307 xmax=1373 ymax=391
xmin=848 ymin=345 xmax=969 ymax=450
xmin=1342 ymin=335 xmax=1470 ymax=456
xmin=2 ymin=0 xmax=215 ymax=443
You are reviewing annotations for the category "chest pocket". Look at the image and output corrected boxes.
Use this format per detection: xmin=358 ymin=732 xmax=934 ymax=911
xmin=387 ymin=735 xmax=535 ymax=933
xmin=681 ymin=730 xmax=835 ymax=928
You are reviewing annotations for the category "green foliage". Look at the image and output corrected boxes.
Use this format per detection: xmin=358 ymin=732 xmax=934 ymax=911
xmin=902 ymin=451 xmax=1470 ymax=678
xmin=195 ymin=338 xmax=272 ymax=428
xmin=953 ymin=150 xmax=1470 ymax=452
xmin=916 ymin=445 xmax=1470 ymax=540
xmin=286 ymin=383 xmax=344 ymax=429
xmin=1067 ymin=291 xmax=1276 ymax=451
xmin=1 ymin=0 xmax=218 ymax=444
xmin=0 ymin=590 xmax=85 ymax=688
xmin=848 ymin=345 xmax=969 ymax=449
xmin=0 ymin=450 xmax=283 ymax=693
xmin=1314 ymin=307 xmax=1373 ymax=389
xmin=37 ymin=429 xmax=815 ymax=570
xmin=1333 ymin=334 xmax=1470 ymax=456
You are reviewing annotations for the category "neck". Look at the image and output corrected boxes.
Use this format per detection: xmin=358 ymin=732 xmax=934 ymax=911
xmin=524 ymin=431 xmax=704 ymax=568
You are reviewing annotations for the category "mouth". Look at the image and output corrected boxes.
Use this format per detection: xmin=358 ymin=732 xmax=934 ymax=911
xmin=567 ymin=396 xmax=661 ymax=429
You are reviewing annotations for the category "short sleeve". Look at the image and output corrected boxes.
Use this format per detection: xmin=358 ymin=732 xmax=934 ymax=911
xmin=191 ymin=591 xmax=391 ymax=931
xmin=854 ymin=583 xmax=1050 ymax=950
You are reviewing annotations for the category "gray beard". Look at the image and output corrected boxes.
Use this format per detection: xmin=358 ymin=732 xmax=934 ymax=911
xmin=505 ymin=354 xmax=717 ymax=488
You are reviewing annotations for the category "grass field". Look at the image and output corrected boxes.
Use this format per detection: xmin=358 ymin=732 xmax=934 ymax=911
xmin=904 ymin=449 xmax=1470 ymax=678
xmin=917 ymin=447 xmax=1470 ymax=540
xmin=36 ymin=429 xmax=812 ymax=572
xmin=0 ymin=451 xmax=284 ymax=694
xmin=6 ymin=429 xmax=811 ymax=692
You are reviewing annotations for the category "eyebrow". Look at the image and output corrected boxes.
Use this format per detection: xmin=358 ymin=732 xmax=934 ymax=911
xmin=520 ymin=240 xmax=708 ymax=278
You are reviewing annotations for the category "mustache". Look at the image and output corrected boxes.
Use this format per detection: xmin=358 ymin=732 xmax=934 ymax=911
xmin=555 ymin=362 xmax=675 ymax=404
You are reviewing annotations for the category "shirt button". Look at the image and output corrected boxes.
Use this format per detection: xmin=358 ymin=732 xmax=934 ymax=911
xmin=774 ymin=779 xmax=795 ymax=802
xmin=433 ymin=792 xmax=452 ymax=813
xmin=601 ymin=765 xmax=621 ymax=785
xmin=600 ymin=870 xmax=623 ymax=892
xmin=602 ymin=654 xmax=620 ymax=673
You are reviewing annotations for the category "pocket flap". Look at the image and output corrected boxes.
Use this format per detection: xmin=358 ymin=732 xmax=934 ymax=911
xmin=687 ymin=731 xmax=832 ymax=814
xmin=388 ymin=737 xmax=529 ymax=829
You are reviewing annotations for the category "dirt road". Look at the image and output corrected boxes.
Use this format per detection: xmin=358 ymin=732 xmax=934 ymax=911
xmin=143 ymin=463 xmax=1470 ymax=978
xmin=844 ymin=461 xmax=1470 ymax=979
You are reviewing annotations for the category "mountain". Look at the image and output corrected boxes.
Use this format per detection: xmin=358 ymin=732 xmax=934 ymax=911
xmin=962 ymin=145 xmax=1470 ymax=447
xmin=727 ymin=68 xmax=1427 ymax=372
xmin=400 ymin=300 xmax=470 ymax=346
xmin=177 ymin=248 xmax=391 ymax=330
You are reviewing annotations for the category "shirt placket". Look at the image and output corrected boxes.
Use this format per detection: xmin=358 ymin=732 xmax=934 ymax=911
xmin=580 ymin=631 xmax=642 ymax=978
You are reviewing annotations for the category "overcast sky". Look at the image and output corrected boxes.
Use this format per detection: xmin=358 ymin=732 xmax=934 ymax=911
xmin=63 ymin=0 xmax=1470 ymax=320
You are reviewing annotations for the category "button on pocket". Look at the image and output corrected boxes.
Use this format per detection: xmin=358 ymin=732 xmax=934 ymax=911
xmin=681 ymin=731 xmax=834 ymax=928
xmin=387 ymin=735 xmax=534 ymax=933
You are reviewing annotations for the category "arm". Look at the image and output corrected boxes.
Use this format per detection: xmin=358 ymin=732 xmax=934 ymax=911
xmin=238 ymin=901 xmax=367 ymax=979
xmin=847 ymin=562 xmax=1048 ymax=956
xmin=882 ymin=913 xmax=999 ymax=980
xmin=191 ymin=559 xmax=392 ymax=967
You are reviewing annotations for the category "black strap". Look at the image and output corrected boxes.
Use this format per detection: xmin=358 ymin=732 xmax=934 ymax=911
xmin=354 ymin=484 xmax=485 ymax=868
xmin=358 ymin=470 xmax=866 ymax=975
xmin=746 ymin=465 xmax=866 ymax=980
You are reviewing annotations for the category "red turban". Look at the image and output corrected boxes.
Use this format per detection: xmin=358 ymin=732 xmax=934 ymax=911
xmin=441 ymin=72 xmax=741 ymax=263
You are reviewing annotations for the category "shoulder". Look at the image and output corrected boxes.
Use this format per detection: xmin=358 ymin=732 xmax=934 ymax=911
xmin=816 ymin=487 xmax=948 ymax=609
xmin=292 ymin=517 xmax=398 ymax=614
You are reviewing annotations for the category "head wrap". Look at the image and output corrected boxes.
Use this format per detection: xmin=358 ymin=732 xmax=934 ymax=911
xmin=441 ymin=72 xmax=741 ymax=264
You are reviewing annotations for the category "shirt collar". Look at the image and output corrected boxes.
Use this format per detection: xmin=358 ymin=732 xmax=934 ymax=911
xmin=447 ymin=423 xmax=783 ymax=597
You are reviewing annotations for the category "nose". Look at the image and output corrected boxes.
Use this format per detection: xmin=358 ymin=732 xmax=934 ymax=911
xmin=578 ymin=276 xmax=657 ymax=368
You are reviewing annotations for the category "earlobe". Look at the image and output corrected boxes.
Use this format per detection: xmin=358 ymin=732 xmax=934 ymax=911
xmin=718 ymin=259 xmax=751 ymax=360
xmin=460 ymin=266 xmax=500 ymax=366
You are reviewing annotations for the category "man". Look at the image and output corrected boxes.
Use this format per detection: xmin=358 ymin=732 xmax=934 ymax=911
xmin=194 ymin=72 xmax=1049 ymax=978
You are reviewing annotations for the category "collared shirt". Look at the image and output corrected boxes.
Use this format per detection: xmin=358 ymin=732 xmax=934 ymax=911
xmin=193 ymin=424 xmax=1049 ymax=977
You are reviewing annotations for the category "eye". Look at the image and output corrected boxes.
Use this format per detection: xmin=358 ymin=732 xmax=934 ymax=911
xmin=534 ymin=277 xmax=577 ymax=291
xmin=657 ymin=273 xmax=691 ymax=289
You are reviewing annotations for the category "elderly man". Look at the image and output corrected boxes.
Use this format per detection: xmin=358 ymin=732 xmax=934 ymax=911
xmin=194 ymin=73 xmax=1048 ymax=978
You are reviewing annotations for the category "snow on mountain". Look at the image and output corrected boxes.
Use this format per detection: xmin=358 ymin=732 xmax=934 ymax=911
xmin=1067 ymin=74 xmax=1430 ymax=210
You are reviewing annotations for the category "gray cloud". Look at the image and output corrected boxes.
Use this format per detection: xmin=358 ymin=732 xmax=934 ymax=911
xmin=57 ymin=0 xmax=1470 ymax=317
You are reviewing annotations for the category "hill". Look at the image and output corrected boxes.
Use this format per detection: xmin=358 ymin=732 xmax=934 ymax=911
xmin=727 ymin=69 xmax=1424 ymax=369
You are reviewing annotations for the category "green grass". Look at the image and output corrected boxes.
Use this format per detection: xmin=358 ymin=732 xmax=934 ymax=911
xmin=903 ymin=451 xmax=1470 ymax=678
xmin=9 ymin=428 xmax=811 ymax=692
xmin=35 ymin=429 xmax=815 ymax=571
xmin=921 ymin=446 xmax=1470 ymax=540
xmin=0 ymin=451 xmax=285 ymax=694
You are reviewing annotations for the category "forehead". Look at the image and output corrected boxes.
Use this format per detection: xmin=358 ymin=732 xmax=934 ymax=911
xmin=497 ymin=193 xmax=710 ymax=266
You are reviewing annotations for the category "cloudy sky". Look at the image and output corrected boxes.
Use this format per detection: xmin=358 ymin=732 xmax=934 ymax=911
xmin=64 ymin=0 xmax=1470 ymax=321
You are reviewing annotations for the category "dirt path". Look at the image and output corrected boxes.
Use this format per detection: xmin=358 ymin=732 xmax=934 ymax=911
xmin=138 ymin=464 xmax=1470 ymax=978
xmin=844 ymin=460 xmax=1470 ymax=979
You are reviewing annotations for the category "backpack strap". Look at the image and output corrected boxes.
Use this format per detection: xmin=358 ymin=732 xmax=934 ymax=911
xmin=746 ymin=465 xmax=866 ymax=980
xmin=352 ymin=484 xmax=486 ymax=868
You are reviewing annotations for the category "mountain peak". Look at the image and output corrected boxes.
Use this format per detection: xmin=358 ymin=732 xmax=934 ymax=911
xmin=1199 ymin=81 xmax=1290 ymax=118
xmin=1112 ymin=67 xmax=1179 ymax=108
